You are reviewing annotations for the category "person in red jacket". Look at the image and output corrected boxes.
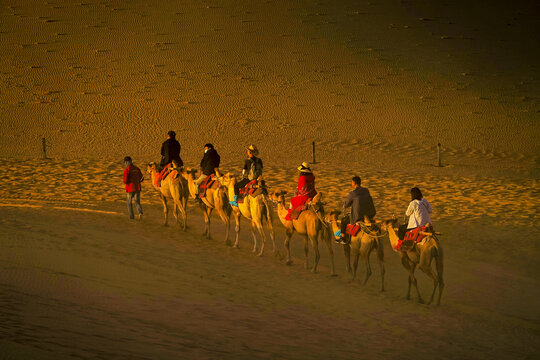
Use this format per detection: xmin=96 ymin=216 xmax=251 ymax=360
xmin=123 ymin=156 xmax=144 ymax=220
xmin=285 ymin=162 xmax=317 ymax=220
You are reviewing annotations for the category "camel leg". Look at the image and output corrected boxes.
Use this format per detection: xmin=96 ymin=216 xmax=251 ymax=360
xmin=266 ymin=219 xmax=277 ymax=256
xmin=302 ymin=234 xmax=310 ymax=270
xmin=176 ymin=197 xmax=187 ymax=231
xmin=265 ymin=208 xmax=280 ymax=258
xmin=255 ymin=221 xmax=267 ymax=257
xmin=233 ymin=211 xmax=241 ymax=249
xmin=202 ymin=206 xmax=212 ymax=239
xmin=216 ymin=209 xmax=231 ymax=246
xmin=351 ymin=242 xmax=361 ymax=282
xmin=435 ymin=254 xmax=444 ymax=306
xmin=250 ymin=221 xmax=258 ymax=253
xmin=322 ymin=228 xmax=336 ymax=276
xmin=343 ymin=244 xmax=352 ymax=274
xmin=409 ymin=262 xmax=424 ymax=304
xmin=284 ymin=228 xmax=294 ymax=265
xmin=376 ymin=240 xmax=385 ymax=292
xmin=161 ymin=194 xmax=169 ymax=226
xmin=172 ymin=201 xmax=179 ymax=225
xmin=309 ymin=233 xmax=320 ymax=274
xmin=362 ymin=244 xmax=373 ymax=286
xmin=420 ymin=249 xmax=438 ymax=305
xmin=399 ymin=255 xmax=413 ymax=300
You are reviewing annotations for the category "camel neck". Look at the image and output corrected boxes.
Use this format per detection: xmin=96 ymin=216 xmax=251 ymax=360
xmin=387 ymin=226 xmax=399 ymax=249
xmin=276 ymin=200 xmax=288 ymax=219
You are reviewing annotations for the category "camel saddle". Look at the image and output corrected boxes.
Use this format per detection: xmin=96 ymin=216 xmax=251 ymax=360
xmin=237 ymin=179 xmax=266 ymax=204
xmin=154 ymin=164 xmax=177 ymax=188
xmin=287 ymin=204 xmax=308 ymax=220
xmin=198 ymin=174 xmax=216 ymax=198
xmin=346 ymin=223 xmax=362 ymax=236
xmin=395 ymin=226 xmax=429 ymax=251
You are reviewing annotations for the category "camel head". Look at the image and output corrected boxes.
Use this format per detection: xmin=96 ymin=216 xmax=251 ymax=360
xmin=170 ymin=160 xmax=182 ymax=171
xmin=380 ymin=218 xmax=398 ymax=232
xmin=324 ymin=210 xmax=342 ymax=238
xmin=218 ymin=172 xmax=236 ymax=188
xmin=182 ymin=168 xmax=199 ymax=199
xmin=146 ymin=162 xmax=158 ymax=174
xmin=269 ymin=190 xmax=287 ymax=204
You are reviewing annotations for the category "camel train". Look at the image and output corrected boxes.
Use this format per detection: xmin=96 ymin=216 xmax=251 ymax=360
xmin=146 ymin=162 xmax=444 ymax=305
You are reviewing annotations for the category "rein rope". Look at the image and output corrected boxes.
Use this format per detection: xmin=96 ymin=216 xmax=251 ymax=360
xmin=309 ymin=203 xmax=330 ymax=229
xmin=359 ymin=223 xmax=388 ymax=239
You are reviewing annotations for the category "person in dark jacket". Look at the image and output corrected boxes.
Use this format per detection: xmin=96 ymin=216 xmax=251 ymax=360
xmin=336 ymin=176 xmax=376 ymax=244
xmin=122 ymin=156 xmax=144 ymax=220
xmin=159 ymin=130 xmax=183 ymax=169
xmin=194 ymin=143 xmax=221 ymax=186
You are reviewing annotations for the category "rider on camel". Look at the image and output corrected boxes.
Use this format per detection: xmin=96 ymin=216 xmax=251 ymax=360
xmin=335 ymin=176 xmax=376 ymax=244
xmin=397 ymin=187 xmax=433 ymax=239
xmin=285 ymin=162 xmax=317 ymax=220
xmin=160 ymin=130 xmax=183 ymax=170
xmin=194 ymin=143 xmax=221 ymax=187
xmin=229 ymin=145 xmax=263 ymax=207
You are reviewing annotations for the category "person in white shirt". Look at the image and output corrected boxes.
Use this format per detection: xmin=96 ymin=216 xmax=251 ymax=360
xmin=398 ymin=187 xmax=433 ymax=239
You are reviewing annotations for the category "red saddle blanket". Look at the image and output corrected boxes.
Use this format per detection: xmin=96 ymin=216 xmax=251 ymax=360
xmin=285 ymin=204 xmax=308 ymax=221
xmin=237 ymin=180 xmax=258 ymax=204
xmin=198 ymin=174 xmax=216 ymax=198
xmin=154 ymin=164 xmax=175 ymax=188
xmin=394 ymin=226 xmax=428 ymax=251
xmin=346 ymin=223 xmax=362 ymax=236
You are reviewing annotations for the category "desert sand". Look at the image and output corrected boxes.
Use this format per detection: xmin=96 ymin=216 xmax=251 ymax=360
xmin=0 ymin=0 xmax=539 ymax=359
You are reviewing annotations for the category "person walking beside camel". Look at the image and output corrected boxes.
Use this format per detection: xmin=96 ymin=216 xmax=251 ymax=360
xmin=123 ymin=156 xmax=144 ymax=220
xmin=336 ymin=176 xmax=376 ymax=244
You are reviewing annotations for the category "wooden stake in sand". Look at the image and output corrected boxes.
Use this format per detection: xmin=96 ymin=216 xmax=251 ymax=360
xmin=437 ymin=142 xmax=442 ymax=167
xmin=312 ymin=141 xmax=316 ymax=164
xmin=42 ymin=138 xmax=47 ymax=159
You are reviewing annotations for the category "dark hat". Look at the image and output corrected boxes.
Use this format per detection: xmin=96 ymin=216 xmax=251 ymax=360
xmin=123 ymin=156 xmax=132 ymax=162
xmin=168 ymin=130 xmax=176 ymax=138
xmin=204 ymin=143 xmax=214 ymax=149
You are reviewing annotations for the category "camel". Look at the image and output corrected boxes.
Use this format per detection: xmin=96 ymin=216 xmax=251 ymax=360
xmin=217 ymin=172 xmax=276 ymax=256
xmin=381 ymin=219 xmax=444 ymax=305
xmin=270 ymin=190 xmax=335 ymax=275
xmin=326 ymin=211 xmax=385 ymax=291
xmin=182 ymin=169 xmax=232 ymax=245
xmin=147 ymin=162 xmax=189 ymax=230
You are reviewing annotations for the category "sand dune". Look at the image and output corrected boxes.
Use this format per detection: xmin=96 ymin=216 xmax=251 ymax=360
xmin=1 ymin=205 xmax=538 ymax=359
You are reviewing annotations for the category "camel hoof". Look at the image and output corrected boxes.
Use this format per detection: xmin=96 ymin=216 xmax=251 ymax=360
xmin=285 ymin=260 xmax=293 ymax=266
xmin=163 ymin=223 xmax=169 ymax=227
xmin=418 ymin=299 xmax=425 ymax=305
xmin=330 ymin=273 xmax=338 ymax=277
xmin=233 ymin=244 xmax=240 ymax=249
xmin=257 ymin=252 xmax=263 ymax=257
xmin=311 ymin=268 xmax=318 ymax=274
